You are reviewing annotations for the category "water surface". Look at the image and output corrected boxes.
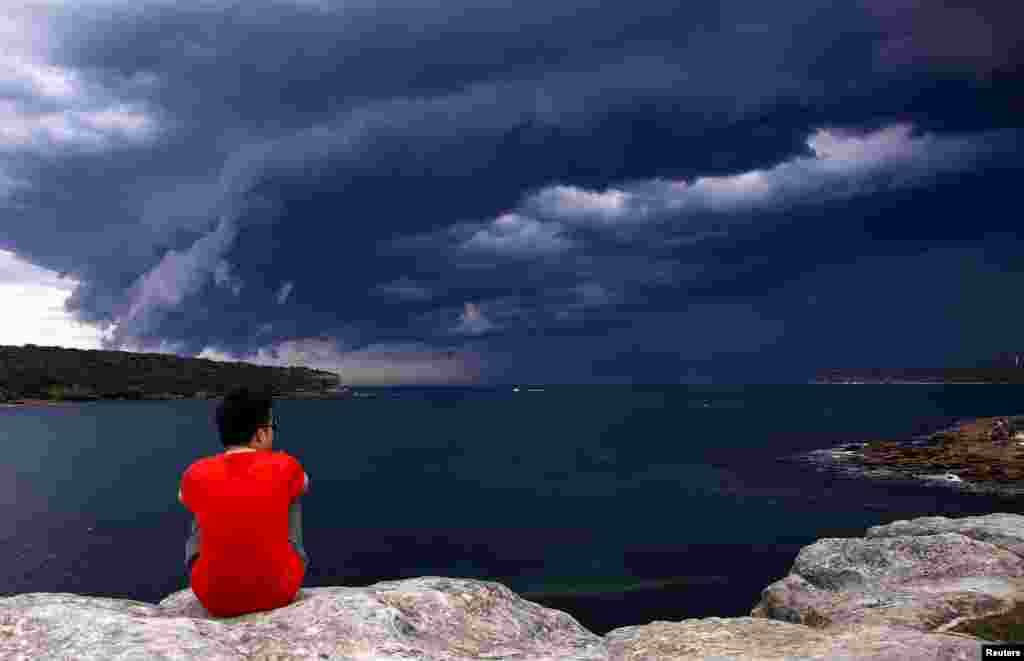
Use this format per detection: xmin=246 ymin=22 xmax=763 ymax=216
xmin=2 ymin=384 xmax=1022 ymax=634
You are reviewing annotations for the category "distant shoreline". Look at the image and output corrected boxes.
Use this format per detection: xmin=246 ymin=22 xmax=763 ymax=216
xmin=0 ymin=392 xmax=352 ymax=407
xmin=811 ymin=381 xmax=996 ymax=385
xmin=0 ymin=399 xmax=74 ymax=408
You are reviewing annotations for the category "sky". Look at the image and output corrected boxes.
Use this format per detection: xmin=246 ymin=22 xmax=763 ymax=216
xmin=0 ymin=0 xmax=1020 ymax=385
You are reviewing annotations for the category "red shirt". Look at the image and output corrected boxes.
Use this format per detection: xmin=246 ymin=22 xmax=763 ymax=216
xmin=180 ymin=449 xmax=305 ymax=617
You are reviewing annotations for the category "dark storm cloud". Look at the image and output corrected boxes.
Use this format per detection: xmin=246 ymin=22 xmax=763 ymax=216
xmin=0 ymin=0 xmax=1021 ymax=382
xmin=864 ymin=0 xmax=1024 ymax=78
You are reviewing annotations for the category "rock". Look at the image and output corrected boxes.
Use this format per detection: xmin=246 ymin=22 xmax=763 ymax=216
xmin=789 ymin=417 xmax=1024 ymax=496
xmin=867 ymin=512 xmax=1024 ymax=557
xmin=604 ymin=618 xmax=984 ymax=660
xmin=752 ymin=513 xmax=1024 ymax=640
xmin=5 ymin=515 xmax=1024 ymax=659
xmin=2 ymin=577 xmax=608 ymax=661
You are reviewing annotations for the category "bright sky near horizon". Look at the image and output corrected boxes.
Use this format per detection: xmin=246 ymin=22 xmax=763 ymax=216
xmin=0 ymin=247 xmax=462 ymax=382
xmin=0 ymin=249 xmax=112 ymax=350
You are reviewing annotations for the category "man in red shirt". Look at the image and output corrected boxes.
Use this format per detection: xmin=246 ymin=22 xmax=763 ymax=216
xmin=179 ymin=386 xmax=310 ymax=617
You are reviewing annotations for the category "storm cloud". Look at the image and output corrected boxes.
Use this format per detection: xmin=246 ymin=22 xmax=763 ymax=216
xmin=1 ymin=0 xmax=1019 ymax=383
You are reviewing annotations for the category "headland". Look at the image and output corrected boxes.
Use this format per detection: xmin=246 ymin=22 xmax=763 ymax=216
xmin=790 ymin=415 xmax=1024 ymax=496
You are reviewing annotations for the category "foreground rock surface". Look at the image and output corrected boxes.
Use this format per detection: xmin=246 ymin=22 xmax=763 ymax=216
xmin=754 ymin=513 xmax=1024 ymax=641
xmin=2 ymin=577 xmax=608 ymax=661
xmin=604 ymin=618 xmax=983 ymax=660
xmin=4 ymin=514 xmax=1023 ymax=659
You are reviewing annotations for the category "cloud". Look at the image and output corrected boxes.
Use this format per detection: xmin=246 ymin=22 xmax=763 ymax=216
xmin=0 ymin=100 xmax=155 ymax=150
xmin=476 ymin=299 xmax=788 ymax=383
xmin=458 ymin=213 xmax=573 ymax=256
xmin=529 ymin=187 xmax=633 ymax=224
xmin=386 ymin=122 xmax=1004 ymax=282
xmin=275 ymin=281 xmax=293 ymax=305
xmin=374 ymin=121 xmax=1015 ymax=344
xmin=0 ymin=245 xmax=481 ymax=385
xmin=327 ymin=342 xmax=483 ymax=385
xmin=0 ymin=1 xmax=1018 ymax=384
xmin=864 ymin=0 xmax=1024 ymax=77
xmin=212 ymin=260 xmax=243 ymax=297
xmin=370 ymin=277 xmax=434 ymax=301
xmin=0 ymin=169 xmax=27 ymax=200
xmin=546 ymin=282 xmax=622 ymax=322
xmin=115 ymin=214 xmax=240 ymax=341
xmin=198 ymin=336 xmax=482 ymax=386
xmin=0 ymin=248 xmax=114 ymax=349
xmin=415 ymin=281 xmax=627 ymax=337
xmin=0 ymin=53 xmax=81 ymax=102
xmin=0 ymin=5 xmax=159 ymax=154
xmin=526 ymin=124 xmax=1000 ymax=228
xmin=451 ymin=302 xmax=496 ymax=336
xmin=574 ymin=281 xmax=614 ymax=306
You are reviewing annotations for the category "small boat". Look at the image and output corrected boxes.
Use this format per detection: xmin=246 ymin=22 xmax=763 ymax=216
xmin=513 ymin=386 xmax=521 ymax=393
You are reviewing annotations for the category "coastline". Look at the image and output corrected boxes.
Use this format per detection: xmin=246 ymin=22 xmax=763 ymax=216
xmin=0 ymin=399 xmax=76 ymax=408
xmin=788 ymin=414 xmax=1024 ymax=496
xmin=0 ymin=390 xmax=354 ymax=408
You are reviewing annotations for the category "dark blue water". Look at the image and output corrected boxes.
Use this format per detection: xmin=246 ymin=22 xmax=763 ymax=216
xmin=2 ymin=385 xmax=1022 ymax=635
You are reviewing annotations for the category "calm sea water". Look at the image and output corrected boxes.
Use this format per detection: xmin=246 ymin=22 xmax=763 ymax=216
xmin=2 ymin=384 xmax=1023 ymax=635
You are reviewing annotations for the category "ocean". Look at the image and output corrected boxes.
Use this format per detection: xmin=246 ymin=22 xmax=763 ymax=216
xmin=2 ymin=384 xmax=1022 ymax=635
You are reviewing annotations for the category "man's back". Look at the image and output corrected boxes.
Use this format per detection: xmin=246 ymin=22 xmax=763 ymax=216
xmin=181 ymin=449 xmax=306 ymax=617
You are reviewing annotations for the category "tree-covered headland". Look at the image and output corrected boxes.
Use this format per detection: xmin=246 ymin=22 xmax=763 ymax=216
xmin=0 ymin=344 xmax=343 ymax=402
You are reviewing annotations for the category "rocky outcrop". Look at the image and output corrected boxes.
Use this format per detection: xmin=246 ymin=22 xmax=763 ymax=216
xmin=787 ymin=416 xmax=1024 ymax=497
xmin=603 ymin=618 xmax=985 ymax=660
xmin=1 ymin=578 xmax=608 ymax=661
xmin=3 ymin=514 xmax=1022 ymax=660
xmin=753 ymin=513 xmax=1024 ymax=643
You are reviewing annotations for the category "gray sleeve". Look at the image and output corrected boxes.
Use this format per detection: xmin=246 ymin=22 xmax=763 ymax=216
xmin=185 ymin=516 xmax=200 ymax=573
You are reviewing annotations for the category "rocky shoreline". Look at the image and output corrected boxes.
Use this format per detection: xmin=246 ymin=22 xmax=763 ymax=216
xmin=787 ymin=414 xmax=1024 ymax=497
xmin=3 ymin=512 xmax=1024 ymax=659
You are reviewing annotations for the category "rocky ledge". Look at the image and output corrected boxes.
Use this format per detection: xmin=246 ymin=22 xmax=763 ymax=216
xmin=788 ymin=415 xmax=1024 ymax=496
xmin=3 ymin=513 xmax=1024 ymax=659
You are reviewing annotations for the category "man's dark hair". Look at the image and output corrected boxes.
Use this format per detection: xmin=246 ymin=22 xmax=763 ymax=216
xmin=216 ymin=386 xmax=274 ymax=448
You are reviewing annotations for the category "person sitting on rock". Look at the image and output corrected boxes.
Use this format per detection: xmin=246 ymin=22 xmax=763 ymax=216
xmin=179 ymin=386 xmax=309 ymax=617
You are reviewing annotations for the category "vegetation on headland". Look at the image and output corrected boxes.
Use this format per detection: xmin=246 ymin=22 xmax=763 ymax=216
xmin=814 ymin=365 xmax=1024 ymax=384
xmin=0 ymin=344 xmax=343 ymax=403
